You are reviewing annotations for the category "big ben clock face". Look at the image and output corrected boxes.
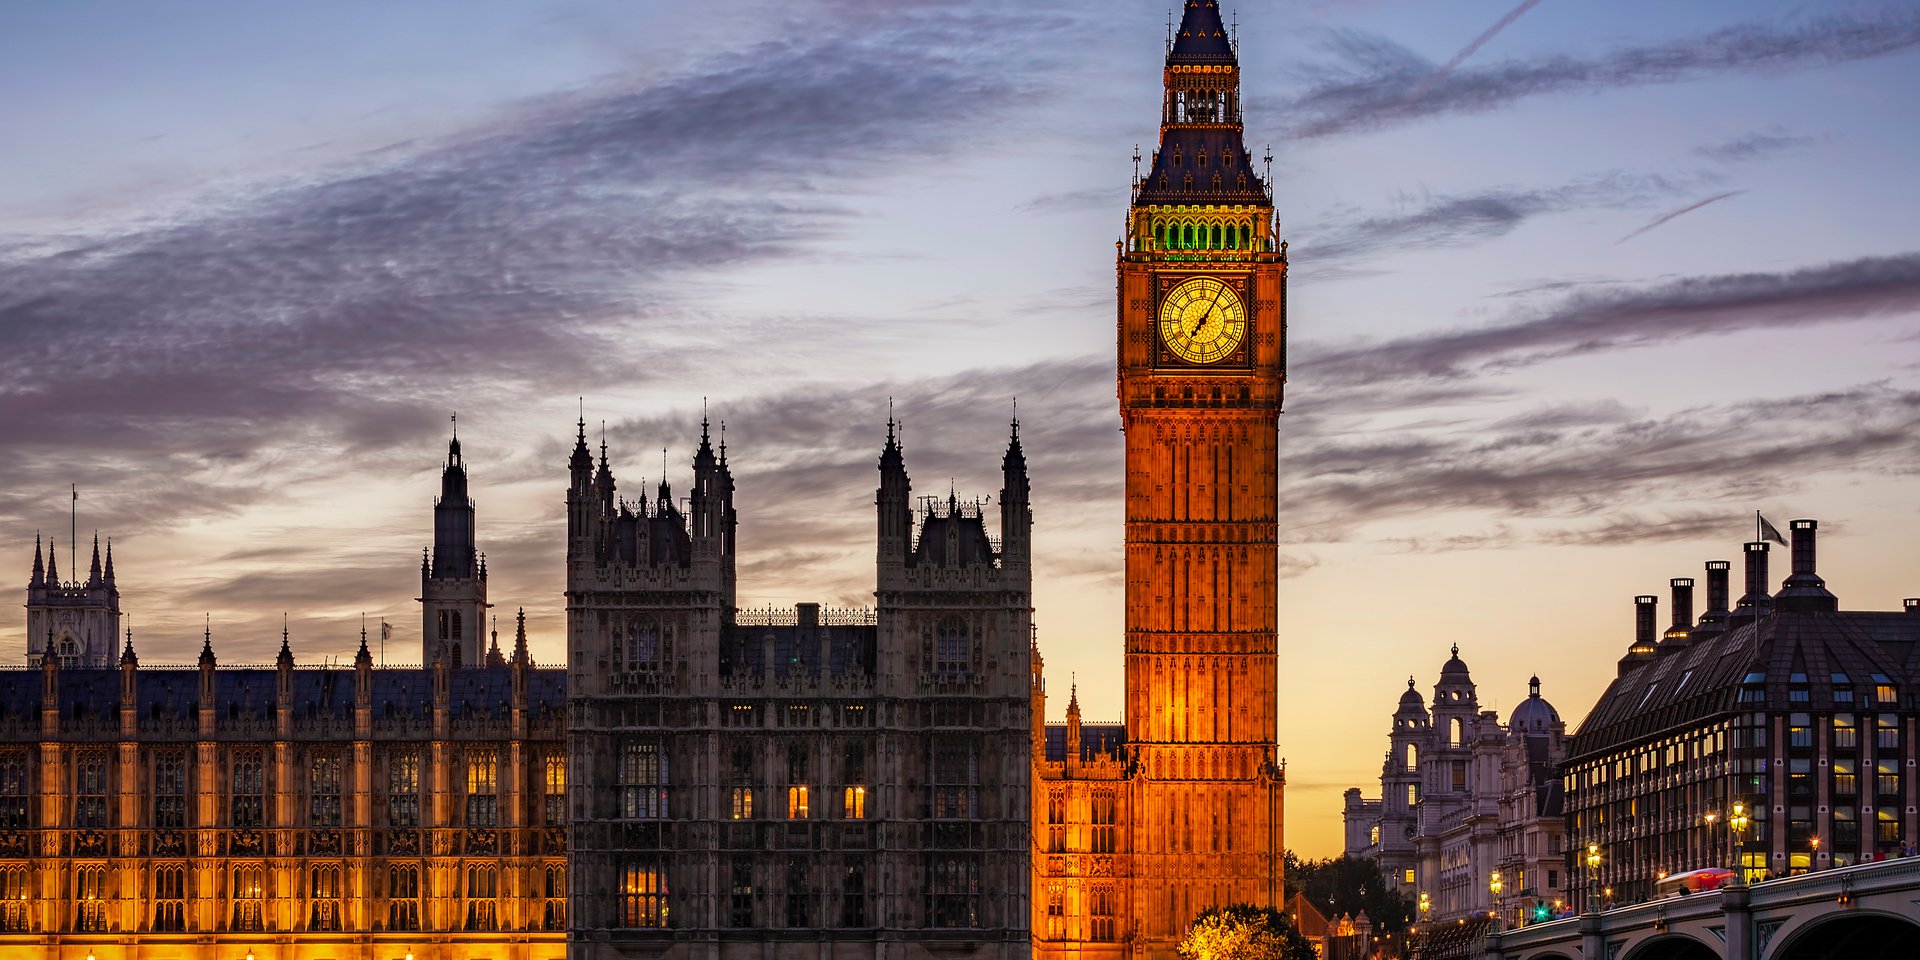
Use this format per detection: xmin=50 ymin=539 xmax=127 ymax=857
xmin=1158 ymin=276 xmax=1247 ymax=364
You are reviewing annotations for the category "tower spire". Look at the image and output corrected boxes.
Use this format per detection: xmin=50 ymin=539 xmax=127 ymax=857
xmin=88 ymin=532 xmax=101 ymax=586
xmin=29 ymin=533 xmax=43 ymax=587
xmin=512 ymin=607 xmax=529 ymax=665
xmin=102 ymin=538 xmax=115 ymax=584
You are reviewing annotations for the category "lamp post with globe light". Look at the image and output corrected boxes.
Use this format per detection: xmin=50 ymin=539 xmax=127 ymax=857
xmin=1584 ymin=844 xmax=1602 ymax=913
xmin=1489 ymin=870 xmax=1503 ymax=931
xmin=1730 ymin=802 xmax=1750 ymax=884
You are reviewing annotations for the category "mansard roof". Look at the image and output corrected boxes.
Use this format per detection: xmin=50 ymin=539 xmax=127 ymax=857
xmin=1570 ymin=606 xmax=1920 ymax=763
xmin=1043 ymin=722 xmax=1128 ymax=764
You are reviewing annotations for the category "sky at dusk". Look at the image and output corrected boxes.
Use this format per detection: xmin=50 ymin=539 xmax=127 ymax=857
xmin=4 ymin=0 xmax=1920 ymax=858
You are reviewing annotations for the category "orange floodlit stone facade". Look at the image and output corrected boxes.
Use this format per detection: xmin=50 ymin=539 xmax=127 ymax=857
xmin=1032 ymin=3 xmax=1287 ymax=957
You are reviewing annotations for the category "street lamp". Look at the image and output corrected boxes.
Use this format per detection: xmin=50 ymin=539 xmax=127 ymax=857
xmin=1417 ymin=890 xmax=1430 ymax=933
xmin=1585 ymin=844 xmax=1602 ymax=912
xmin=1705 ymin=810 xmax=1719 ymax=869
xmin=1810 ymin=835 xmax=1821 ymax=872
xmin=1730 ymin=802 xmax=1750 ymax=884
xmin=1489 ymin=870 xmax=1503 ymax=930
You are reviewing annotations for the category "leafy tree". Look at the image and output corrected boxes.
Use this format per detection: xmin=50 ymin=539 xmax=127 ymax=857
xmin=1283 ymin=851 xmax=1415 ymax=935
xmin=1177 ymin=903 xmax=1317 ymax=960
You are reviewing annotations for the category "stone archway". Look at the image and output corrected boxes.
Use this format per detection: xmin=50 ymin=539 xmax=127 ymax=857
xmin=1769 ymin=912 xmax=1920 ymax=960
xmin=1621 ymin=935 xmax=1718 ymax=960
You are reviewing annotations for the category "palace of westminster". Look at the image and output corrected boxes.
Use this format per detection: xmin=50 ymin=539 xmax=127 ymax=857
xmin=16 ymin=4 xmax=1920 ymax=960
xmin=0 ymin=4 xmax=1291 ymax=958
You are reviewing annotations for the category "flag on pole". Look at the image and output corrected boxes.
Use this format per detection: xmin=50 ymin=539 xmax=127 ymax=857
xmin=1757 ymin=512 xmax=1787 ymax=546
xmin=380 ymin=621 xmax=392 ymax=643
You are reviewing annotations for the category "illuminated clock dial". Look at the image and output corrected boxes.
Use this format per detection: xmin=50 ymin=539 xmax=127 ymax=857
xmin=1158 ymin=276 xmax=1247 ymax=364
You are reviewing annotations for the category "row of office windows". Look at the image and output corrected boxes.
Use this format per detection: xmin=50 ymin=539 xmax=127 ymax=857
xmin=0 ymin=862 xmax=565 ymax=933
xmin=0 ymin=749 xmax=566 ymax=830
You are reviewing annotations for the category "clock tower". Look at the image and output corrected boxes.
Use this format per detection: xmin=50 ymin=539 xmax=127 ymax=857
xmin=1120 ymin=0 xmax=1285 ymax=948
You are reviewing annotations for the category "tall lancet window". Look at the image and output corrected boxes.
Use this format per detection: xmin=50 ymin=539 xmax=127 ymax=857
xmin=74 ymin=751 xmax=109 ymax=828
xmin=933 ymin=617 xmax=969 ymax=679
xmin=0 ymin=754 xmax=28 ymax=828
xmin=231 ymin=750 xmax=265 ymax=828
xmin=154 ymin=751 xmax=187 ymax=829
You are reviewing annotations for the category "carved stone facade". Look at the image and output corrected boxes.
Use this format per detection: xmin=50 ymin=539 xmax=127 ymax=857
xmin=1342 ymin=653 xmax=1569 ymax=928
xmin=0 ymin=635 xmax=567 ymax=959
xmin=565 ymin=416 xmax=1033 ymax=960
xmin=1033 ymin=4 xmax=1287 ymax=957
xmin=2 ymin=436 xmax=567 ymax=959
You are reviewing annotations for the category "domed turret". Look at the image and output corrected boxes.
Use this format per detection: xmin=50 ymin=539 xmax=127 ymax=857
xmin=1508 ymin=675 xmax=1561 ymax=734
xmin=1396 ymin=676 xmax=1425 ymax=715
xmin=1439 ymin=643 xmax=1470 ymax=679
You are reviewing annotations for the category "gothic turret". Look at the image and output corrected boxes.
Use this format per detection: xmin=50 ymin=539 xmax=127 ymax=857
xmin=25 ymin=525 xmax=120 ymax=667
xmin=999 ymin=413 xmax=1031 ymax=569
xmin=876 ymin=414 xmax=913 ymax=569
xmin=421 ymin=425 xmax=489 ymax=667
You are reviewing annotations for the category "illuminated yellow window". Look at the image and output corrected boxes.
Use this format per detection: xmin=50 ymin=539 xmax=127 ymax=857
xmin=844 ymin=785 xmax=867 ymax=819
xmin=788 ymin=785 xmax=810 ymax=819
xmin=620 ymin=864 xmax=668 ymax=928
xmin=1404 ymin=869 xmax=1416 ymax=885
xmin=730 ymin=787 xmax=754 ymax=820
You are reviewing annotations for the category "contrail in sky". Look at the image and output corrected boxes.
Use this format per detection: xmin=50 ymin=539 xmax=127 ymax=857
xmin=1615 ymin=190 xmax=1748 ymax=245
xmin=1405 ymin=0 xmax=1550 ymax=102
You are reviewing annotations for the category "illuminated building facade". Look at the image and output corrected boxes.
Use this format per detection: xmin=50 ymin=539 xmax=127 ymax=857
xmin=564 ymin=415 xmax=1034 ymax=959
xmin=1033 ymin=3 xmax=1286 ymax=956
xmin=1341 ymin=655 xmax=1569 ymax=928
xmin=2 ymin=438 xmax=568 ymax=959
xmin=1567 ymin=520 xmax=1920 ymax=905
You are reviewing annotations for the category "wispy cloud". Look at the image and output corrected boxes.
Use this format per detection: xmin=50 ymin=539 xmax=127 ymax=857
xmin=0 ymin=1 xmax=1079 ymax=544
xmin=1615 ymin=190 xmax=1747 ymax=245
xmin=1283 ymin=11 xmax=1920 ymax=139
xmin=1402 ymin=0 xmax=1549 ymax=104
xmin=1299 ymin=171 xmax=1694 ymax=268
xmin=1303 ymin=253 xmax=1920 ymax=384
xmin=1694 ymin=129 xmax=1822 ymax=163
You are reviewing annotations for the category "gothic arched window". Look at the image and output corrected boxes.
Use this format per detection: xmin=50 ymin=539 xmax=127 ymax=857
xmin=388 ymin=863 xmax=422 ymax=931
xmin=933 ymin=617 xmax=968 ymax=678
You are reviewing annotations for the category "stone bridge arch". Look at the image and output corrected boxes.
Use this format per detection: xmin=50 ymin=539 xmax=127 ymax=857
xmin=1620 ymin=934 xmax=1718 ymax=960
xmin=1766 ymin=910 xmax=1920 ymax=960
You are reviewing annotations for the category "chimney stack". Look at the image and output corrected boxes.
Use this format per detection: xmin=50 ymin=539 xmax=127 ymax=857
xmin=1660 ymin=577 xmax=1694 ymax=653
xmin=1692 ymin=560 xmax=1732 ymax=643
xmin=1730 ymin=542 xmax=1771 ymax=629
xmin=1622 ymin=595 xmax=1658 ymax=673
xmin=1776 ymin=519 xmax=1838 ymax=612
xmin=1633 ymin=596 xmax=1658 ymax=653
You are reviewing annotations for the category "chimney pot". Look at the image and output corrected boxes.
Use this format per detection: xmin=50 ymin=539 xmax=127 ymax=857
xmin=1632 ymin=595 xmax=1658 ymax=655
xmin=1669 ymin=578 xmax=1694 ymax=630
xmin=1790 ymin=519 xmax=1818 ymax=577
